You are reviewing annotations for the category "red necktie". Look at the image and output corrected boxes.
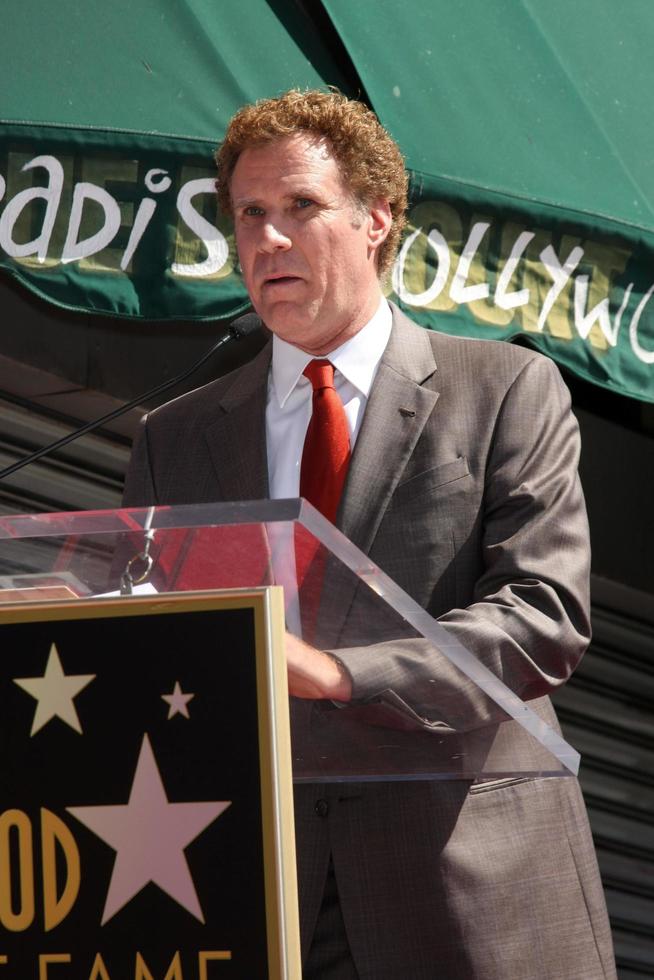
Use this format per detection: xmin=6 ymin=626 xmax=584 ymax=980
xmin=300 ymin=359 xmax=351 ymax=523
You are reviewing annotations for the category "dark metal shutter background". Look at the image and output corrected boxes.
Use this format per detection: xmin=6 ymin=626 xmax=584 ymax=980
xmin=2 ymin=381 xmax=652 ymax=978
xmin=553 ymin=577 xmax=654 ymax=979
xmin=0 ymin=395 xmax=127 ymax=515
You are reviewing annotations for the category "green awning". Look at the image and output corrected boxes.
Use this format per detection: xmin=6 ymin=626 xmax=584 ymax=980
xmin=322 ymin=0 xmax=654 ymax=402
xmin=2 ymin=0 xmax=654 ymax=401
xmin=0 ymin=0 xmax=350 ymax=321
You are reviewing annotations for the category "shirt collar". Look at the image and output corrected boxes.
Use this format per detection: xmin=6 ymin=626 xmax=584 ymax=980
xmin=270 ymin=297 xmax=393 ymax=408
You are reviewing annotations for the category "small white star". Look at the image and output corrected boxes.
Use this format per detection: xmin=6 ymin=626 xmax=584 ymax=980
xmin=67 ymin=734 xmax=230 ymax=923
xmin=162 ymin=681 xmax=195 ymax=720
xmin=13 ymin=643 xmax=95 ymax=736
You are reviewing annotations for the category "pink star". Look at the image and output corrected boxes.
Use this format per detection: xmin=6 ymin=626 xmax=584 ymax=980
xmin=67 ymin=734 xmax=230 ymax=924
xmin=161 ymin=681 xmax=195 ymax=719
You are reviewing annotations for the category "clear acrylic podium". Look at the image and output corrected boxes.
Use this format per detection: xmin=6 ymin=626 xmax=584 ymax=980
xmin=0 ymin=498 xmax=579 ymax=782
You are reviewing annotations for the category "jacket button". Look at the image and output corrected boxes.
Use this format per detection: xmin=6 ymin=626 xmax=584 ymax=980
xmin=315 ymin=798 xmax=329 ymax=818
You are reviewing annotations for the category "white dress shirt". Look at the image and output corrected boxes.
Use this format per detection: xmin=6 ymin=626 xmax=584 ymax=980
xmin=266 ymin=298 xmax=393 ymax=499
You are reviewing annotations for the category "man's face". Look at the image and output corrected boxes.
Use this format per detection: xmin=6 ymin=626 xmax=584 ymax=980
xmin=230 ymin=133 xmax=391 ymax=355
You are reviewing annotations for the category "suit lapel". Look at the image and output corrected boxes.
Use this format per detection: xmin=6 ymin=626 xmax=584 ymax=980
xmin=338 ymin=306 xmax=440 ymax=554
xmin=204 ymin=342 xmax=272 ymax=501
xmin=201 ymin=307 xmax=439 ymax=552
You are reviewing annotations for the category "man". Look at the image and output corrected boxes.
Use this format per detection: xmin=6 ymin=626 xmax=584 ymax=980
xmin=123 ymin=90 xmax=616 ymax=978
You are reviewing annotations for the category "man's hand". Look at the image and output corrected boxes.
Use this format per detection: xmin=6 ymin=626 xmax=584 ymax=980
xmin=285 ymin=633 xmax=353 ymax=701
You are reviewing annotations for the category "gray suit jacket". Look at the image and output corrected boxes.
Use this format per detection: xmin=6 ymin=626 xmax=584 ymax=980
xmin=123 ymin=306 xmax=616 ymax=979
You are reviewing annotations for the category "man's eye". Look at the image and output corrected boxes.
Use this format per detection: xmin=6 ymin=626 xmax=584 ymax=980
xmin=243 ymin=206 xmax=263 ymax=217
xmin=295 ymin=198 xmax=314 ymax=209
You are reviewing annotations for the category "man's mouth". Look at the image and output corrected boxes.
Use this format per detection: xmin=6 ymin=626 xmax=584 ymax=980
xmin=262 ymin=274 xmax=302 ymax=287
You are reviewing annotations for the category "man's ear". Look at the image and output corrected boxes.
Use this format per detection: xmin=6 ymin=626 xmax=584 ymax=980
xmin=367 ymin=198 xmax=392 ymax=256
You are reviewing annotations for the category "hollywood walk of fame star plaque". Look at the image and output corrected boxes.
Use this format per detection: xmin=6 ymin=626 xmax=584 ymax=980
xmin=0 ymin=589 xmax=299 ymax=979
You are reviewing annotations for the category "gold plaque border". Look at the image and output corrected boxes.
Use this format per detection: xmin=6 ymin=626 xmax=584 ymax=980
xmin=0 ymin=587 xmax=300 ymax=980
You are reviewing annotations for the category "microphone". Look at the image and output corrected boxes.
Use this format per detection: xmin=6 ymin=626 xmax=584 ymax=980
xmin=0 ymin=312 xmax=262 ymax=482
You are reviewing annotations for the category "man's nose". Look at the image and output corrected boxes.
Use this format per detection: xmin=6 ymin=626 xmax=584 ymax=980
xmin=258 ymin=220 xmax=292 ymax=252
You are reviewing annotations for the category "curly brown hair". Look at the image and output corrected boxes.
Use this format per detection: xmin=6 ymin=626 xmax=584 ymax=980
xmin=215 ymin=89 xmax=408 ymax=278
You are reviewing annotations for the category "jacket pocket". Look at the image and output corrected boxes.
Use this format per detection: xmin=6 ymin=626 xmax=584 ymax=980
xmin=394 ymin=456 xmax=471 ymax=502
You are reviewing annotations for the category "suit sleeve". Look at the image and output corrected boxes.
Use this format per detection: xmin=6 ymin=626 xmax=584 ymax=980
xmin=333 ymin=355 xmax=591 ymax=732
